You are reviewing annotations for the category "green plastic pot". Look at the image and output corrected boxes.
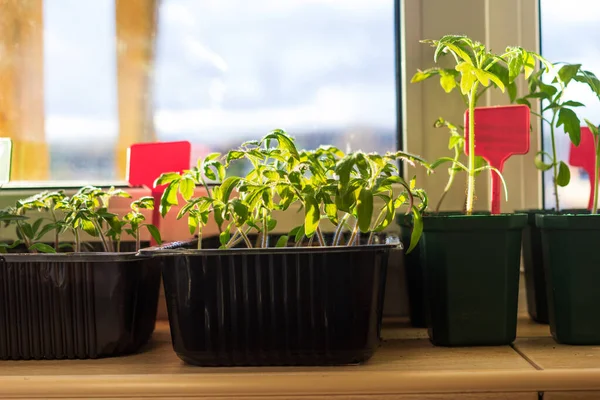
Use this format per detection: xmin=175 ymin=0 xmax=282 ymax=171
xmin=520 ymin=209 xmax=551 ymax=324
xmin=521 ymin=209 xmax=589 ymax=325
xmin=421 ymin=214 xmax=526 ymax=346
xmin=537 ymin=214 xmax=600 ymax=345
xmin=398 ymin=217 xmax=426 ymax=328
xmin=398 ymin=211 xmax=482 ymax=328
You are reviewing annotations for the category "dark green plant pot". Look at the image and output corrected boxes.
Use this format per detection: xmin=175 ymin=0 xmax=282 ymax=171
xmin=519 ymin=209 xmax=551 ymax=324
xmin=421 ymin=214 xmax=526 ymax=346
xmin=537 ymin=214 xmax=600 ymax=345
xmin=398 ymin=211 xmax=465 ymax=328
xmin=520 ymin=209 xmax=589 ymax=325
xmin=398 ymin=218 xmax=426 ymax=328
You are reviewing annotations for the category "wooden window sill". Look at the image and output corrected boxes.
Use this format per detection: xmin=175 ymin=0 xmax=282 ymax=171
xmin=2 ymin=316 xmax=600 ymax=399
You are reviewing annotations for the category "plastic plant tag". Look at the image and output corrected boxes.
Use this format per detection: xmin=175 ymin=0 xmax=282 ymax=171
xmin=569 ymin=127 xmax=595 ymax=210
xmin=127 ymin=141 xmax=192 ymax=242
xmin=465 ymin=105 xmax=530 ymax=214
xmin=0 ymin=138 xmax=12 ymax=184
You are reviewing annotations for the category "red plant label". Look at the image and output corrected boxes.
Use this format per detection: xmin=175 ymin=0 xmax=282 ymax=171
xmin=465 ymin=105 xmax=530 ymax=214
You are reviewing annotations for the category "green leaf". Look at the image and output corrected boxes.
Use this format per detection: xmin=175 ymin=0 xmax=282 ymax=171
xmin=456 ymin=62 xmax=476 ymax=95
xmin=219 ymin=230 xmax=230 ymax=246
xmin=325 ymin=202 xmax=338 ymax=225
xmin=448 ymin=135 xmax=462 ymax=150
xmin=507 ymin=82 xmax=517 ymax=103
xmin=275 ymin=235 xmax=288 ymax=248
xmin=304 ymin=195 xmax=320 ymax=237
xmin=263 ymin=129 xmax=300 ymax=160
xmin=474 ymin=68 xmax=505 ymax=92
xmin=516 ymin=98 xmax=532 ymax=108
xmin=557 ymin=107 xmax=581 ymax=146
xmin=31 ymin=218 xmax=44 ymax=236
xmin=160 ymin=183 xmax=179 ymax=217
xmin=556 ymin=161 xmax=571 ymax=187
xmin=523 ymin=52 xmax=535 ymax=79
xmin=188 ymin=215 xmax=198 ymax=236
xmin=534 ymin=152 xmax=554 ymax=172
xmin=562 ymin=100 xmax=585 ymax=108
xmin=226 ymin=150 xmax=245 ymax=165
xmin=584 ymin=119 xmax=599 ymax=136
xmin=80 ymin=218 xmax=97 ymax=236
xmin=508 ymin=56 xmax=524 ymax=82
xmin=29 ymin=243 xmax=57 ymax=254
xmin=290 ymin=224 xmax=305 ymax=243
xmin=231 ymin=199 xmax=249 ymax=225
xmin=558 ymin=64 xmax=581 ymax=86
xmin=406 ymin=207 xmax=422 ymax=254
xmin=356 ymin=188 xmax=373 ymax=233
xmin=179 ymin=177 xmax=195 ymax=201
xmin=154 ymin=172 xmax=181 ymax=187
xmin=36 ymin=223 xmax=58 ymax=240
xmin=439 ymin=70 xmax=457 ymax=93
xmin=411 ymin=68 xmax=439 ymax=83
xmin=219 ymin=176 xmax=241 ymax=202
xmin=144 ymin=224 xmax=162 ymax=245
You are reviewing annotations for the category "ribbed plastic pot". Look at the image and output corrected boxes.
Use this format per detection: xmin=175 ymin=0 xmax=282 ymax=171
xmin=397 ymin=211 xmax=483 ymax=328
xmin=0 ymin=252 xmax=161 ymax=360
xmin=421 ymin=214 xmax=526 ymax=346
xmin=537 ymin=214 xmax=600 ymax=344
xmin=143 ymin=239 xmax=394 ymax=366
xmin=520 ymin=209 xmax=589 ymax=324
xmin=520 ymin=209 xmax=551 ymax=324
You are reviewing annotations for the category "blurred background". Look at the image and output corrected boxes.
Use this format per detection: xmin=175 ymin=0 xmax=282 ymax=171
xmin=2 ymin=0 xmax=600 ymax=210
xmin=2 ymin=0 xmax=396 ymax=182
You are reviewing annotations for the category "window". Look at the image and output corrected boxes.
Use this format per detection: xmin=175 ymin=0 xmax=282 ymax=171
xmin=5 ymin=0 xmax=399 ymax=182
xmin=540 ymin=0 xmax=600 ymax=209
xmin=154 ymin=0 xmax=398 ymax=164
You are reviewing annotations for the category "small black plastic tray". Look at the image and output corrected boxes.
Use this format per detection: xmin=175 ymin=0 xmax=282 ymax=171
xmin=0 ymin=251 xmax=161 ymax=360
xmin=142 ymin=238 xmax=398 ymax=366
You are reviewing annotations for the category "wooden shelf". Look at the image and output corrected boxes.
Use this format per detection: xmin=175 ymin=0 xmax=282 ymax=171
xmin=2 ymin=280 xmax=600 ymax=399
xmin=1 ymin=318 xmax=600 ymax=399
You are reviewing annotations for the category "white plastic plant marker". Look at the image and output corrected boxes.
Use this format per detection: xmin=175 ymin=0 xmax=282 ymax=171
xmin=0 ymin=138 xmax=12 ymax=184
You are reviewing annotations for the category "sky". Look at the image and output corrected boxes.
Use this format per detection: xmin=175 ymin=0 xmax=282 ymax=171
xmin=39 ymin=0 xmax=600 ymax=189
xmin=43 ymin=0 xmax=396 ymax=148
xmin=540 ymin=0 xmax=600 ymax=208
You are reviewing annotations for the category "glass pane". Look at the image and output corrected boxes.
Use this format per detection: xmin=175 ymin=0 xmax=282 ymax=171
xmin=540 ymin=0 xmax=600 ymax=209
xmin=6 ymin=0 xmax=396 ymax=183
xmin=45 ymin=0 xmax=118 ymax=180
xmin=154 ymin=0 xmax=397 ymax=161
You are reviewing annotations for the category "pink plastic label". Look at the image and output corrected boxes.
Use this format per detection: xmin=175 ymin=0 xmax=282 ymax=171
xmin=464 ymin=105 xmax=530 ymax=214
xmin=569 ymin=127 xmax=595 ymax=210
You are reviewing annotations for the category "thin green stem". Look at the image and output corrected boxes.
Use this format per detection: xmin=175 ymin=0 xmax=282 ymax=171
xmin=435 ymin=147 xmax=460 ymax=213
xmin=74 ymin=229 xmax=81 ymax=253
xmin=594 ymin=134 xmax=600 ymax=214
xmin=261 ymin=209 xmax=268 ymax=248
xmin=316 ymin=226 xmax=326 ymax=247
xmin=239 ymin=229 xmax=253 ymax=248
xmin=50 ymin=209 xmax=59 ymax=250
xmin=197 ymin=225 xmax=203 ymax=250
xmin=347 ymin=220 xmax=359 ymax=246
xmin=549 ymin=112 xmax=560 ymax=211
xmin=92 ymin=220 xmax=111 ymax=252
xmin=367 ymin=206 xmax=387 ymax=245
xmin=135 ymin=230 xmax=141 ymax=252
xmin=333 ymin=214 xmax=350 ymax=246
xmin=465 ymin=83 xmax=479 ymax=215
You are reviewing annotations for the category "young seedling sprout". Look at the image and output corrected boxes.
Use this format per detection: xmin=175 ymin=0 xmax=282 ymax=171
xmin=157 ymin=129 xmax=430 ymax=253
xmin=417 ymin=35 xmax=551 ymax=214
xmin=518 ymin=63 xmax=584 ymax=211
xmin=574 ymin=69 xmax=600 ymax=213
